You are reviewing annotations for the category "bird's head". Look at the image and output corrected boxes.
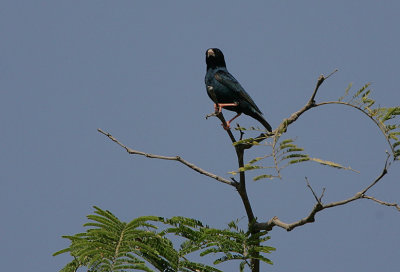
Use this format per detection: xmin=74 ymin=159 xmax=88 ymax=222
xmin=206 ymin=48 xmax=226 ymax=69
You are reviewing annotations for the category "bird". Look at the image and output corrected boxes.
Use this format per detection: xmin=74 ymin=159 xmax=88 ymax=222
xmin=204 ymin=48 xmax=272 ymax=132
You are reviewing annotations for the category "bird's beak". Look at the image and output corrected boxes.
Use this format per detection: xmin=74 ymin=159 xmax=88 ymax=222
xmin=207 ymin=49 xmax=215 ymax=57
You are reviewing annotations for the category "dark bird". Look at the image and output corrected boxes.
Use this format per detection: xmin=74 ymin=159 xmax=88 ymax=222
xmin=204 ymin=48 xmax=272 ymax=132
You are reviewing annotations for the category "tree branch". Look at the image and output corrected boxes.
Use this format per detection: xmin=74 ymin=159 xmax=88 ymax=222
xmin=235 ymin=147 xmax=256 ymax=223
xmin=361 ymin=195 xmax=400 ymax=211
xmin=254 ymin=153 xmax=399 ymax=232
xmin=275 ymin=72 xmax=334 ymax=134
xmin=305 ymin=177 xmax=323 ymax=205
xmin=97 ymin=128 xmax=237 ymax=187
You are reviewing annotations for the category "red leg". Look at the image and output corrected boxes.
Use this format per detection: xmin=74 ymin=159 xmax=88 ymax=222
xmin=212 ymin=102 xmax=240 ymax=130
xmin=215 ymin=102 xmax=239 ymax=113
xmin=223 ymin=113 xmax=241 ymax=130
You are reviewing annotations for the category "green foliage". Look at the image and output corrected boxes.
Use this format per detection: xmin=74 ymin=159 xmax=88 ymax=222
xmin=54 ymin=207 xmax=275 ymax=272
xmin=230 ymin=138 xmax=356 ymax=181
xmin=164 ymin=217 xmax=275 ymax=272
xmin=54 ymin=207 xmax=167 ymax=272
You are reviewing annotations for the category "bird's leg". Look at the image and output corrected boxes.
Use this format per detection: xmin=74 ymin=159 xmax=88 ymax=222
xmin=215 ymin=102 xmax=239 ymax=113
xmin=213 ymin=102 xmax=240 ymax=129
xmin=207 ymin=102 xmax=238 ymax=120
xmin=224 ymin=113 xmax=241 ymax=130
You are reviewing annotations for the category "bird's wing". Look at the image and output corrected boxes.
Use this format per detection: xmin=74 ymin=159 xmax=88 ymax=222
xmin=214 ymin=70 xmax=263 ymax=114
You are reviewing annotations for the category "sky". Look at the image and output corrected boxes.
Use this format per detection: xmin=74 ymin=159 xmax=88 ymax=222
xmin=1 ymin=1 xmax=400 ymax=271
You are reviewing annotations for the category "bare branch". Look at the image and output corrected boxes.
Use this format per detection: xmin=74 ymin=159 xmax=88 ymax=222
xmin=309 ymin=70 xmax=337 ymax=103
xmin=325 ymin=69 xmax=339 ymax=80
xmin=362 ymin=195 xmax=400 ymax=211
xmin=255 ymin=203 xmax=323 ymax=232
xmin=309 ymin=75 xmax=325 ymax=103
xmin=305 ymin=177 xmax=322 ymax=205
xmin=319 ymin=188 xmax=326 ymax=203
xmin=274 ymin=70 xmax=337 ymax=135
xmin=236 ymin=149 xmax=256 ymax=223
xmin=97 ymin=128 xmax=236 ymax=187
xmin=254 ymin=153 xmax=399 ymax=232
xmin=359 ymin=152 xmax=390 ymax=194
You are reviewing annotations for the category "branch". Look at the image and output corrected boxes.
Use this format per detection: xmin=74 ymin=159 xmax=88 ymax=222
xmin=275 ymin=71 xmax=336 ymax=134
xmin=235 ymin=147 xmax=256 ymax=223
xmin=97 ymin=129 xmax=236 ymax=187
xmin=254 ymin=153 xmax=399 ymax=232
xmin=305 ymin=177 xmax=323 ymax=205
xmin=361 ymin=195 xmax=400 ymax=211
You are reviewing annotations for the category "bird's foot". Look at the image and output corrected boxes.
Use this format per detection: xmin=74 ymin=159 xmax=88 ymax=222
xmin=222 ymin=121 xmax=232 ymax=130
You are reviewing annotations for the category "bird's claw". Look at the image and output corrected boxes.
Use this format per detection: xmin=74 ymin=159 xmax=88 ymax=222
xmin=222 ymin=121 xmax=231 ymax=130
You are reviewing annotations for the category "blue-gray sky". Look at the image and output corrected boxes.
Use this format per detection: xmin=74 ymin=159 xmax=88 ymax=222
xmin=1 ymin=1 xmax=400 ymax=271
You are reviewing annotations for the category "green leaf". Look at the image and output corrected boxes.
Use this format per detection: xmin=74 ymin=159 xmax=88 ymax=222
xmin=289 ymin=158 xmax=310 ymax=164
xmin=351 ymin=83 xmax=370 ymax=101
xmin=383 ymin=107 xmax=400 ymax=122
xmin=282 ymin=153 xmax=309 ymax=160
xmin=393 ymin=141 xmax=400 ymax=148
xmin=248 ymin=156 xmax=268 ymax=164
xmin=279 ymin=139 xmax=294 ymax=145
xmin=279 ymin=143 xmax=297 ymax=149
xmin=253 ymin=174 xmax=274 ymax=181
xmin=310 ymin=158 xmax=359 ymax=172
xmin=338 ymin=82 xmax=352 ymax=101
xmin=233 ymin=137 xmax=259 ymax=146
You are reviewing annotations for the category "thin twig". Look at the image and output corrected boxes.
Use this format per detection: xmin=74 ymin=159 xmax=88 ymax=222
xmin=237 ymin=123 xmax=245 ymax=141
xmin=362 ymin=195 xmax=400 ymax=211
xmin=319 ymin=188 xmax=326 ymax=203
xmin=97 ymin=128 xmax=236 ymax=187
xmin=325 ymin=69 xmax=338 ymax=80
xmin=274 ymin=69 xmax=337 ymax=136
xmin=305 ymin=177 xmax=322 ymax=205
xmin=360 ymin=152 xmax=390 ymax=194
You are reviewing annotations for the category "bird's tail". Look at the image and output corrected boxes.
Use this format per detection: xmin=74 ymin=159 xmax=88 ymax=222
xmin=253 ymin=112 xmax=272 ymax=132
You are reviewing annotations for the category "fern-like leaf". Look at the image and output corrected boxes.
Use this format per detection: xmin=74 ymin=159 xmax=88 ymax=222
xmin=56 ymin=208 xmax=273 ymax=271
